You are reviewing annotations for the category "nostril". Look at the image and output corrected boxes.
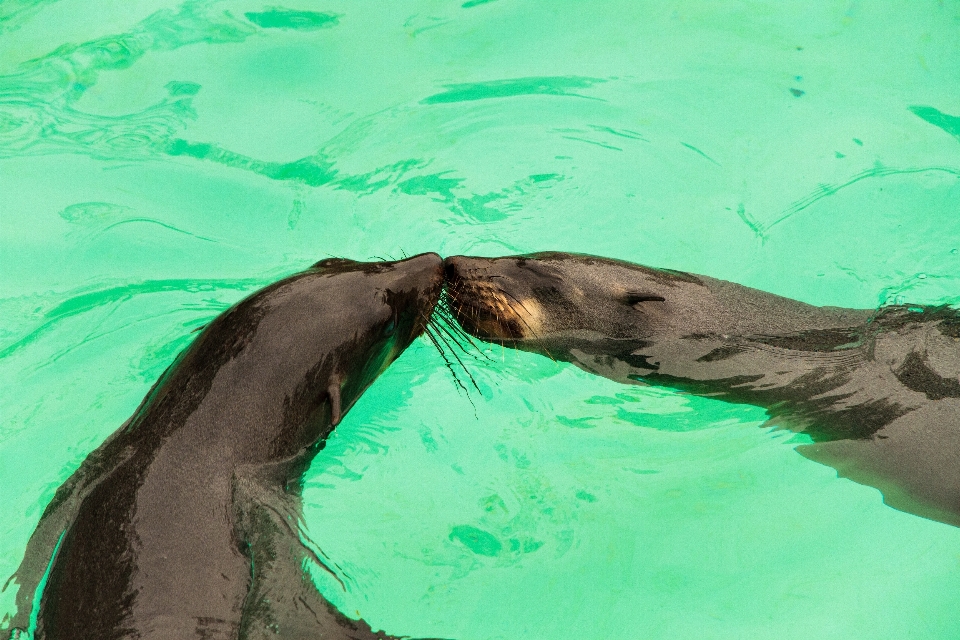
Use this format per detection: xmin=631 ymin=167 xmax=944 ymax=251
xmin=443 ymin=259 xmax=458 ymax=281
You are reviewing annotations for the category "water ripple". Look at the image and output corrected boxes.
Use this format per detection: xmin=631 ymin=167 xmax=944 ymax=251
xmin=244 ymin=9 xmax=340 ymax=31
xmin=421 ymin=76 xmax=607 ymax=105
xmin=910 ymin=105 xmax=960 ymax=142
xmin=0 ymin=1 xmax=259 ymax=160
xmin=0 ymin=278 xmax=265 ymax=359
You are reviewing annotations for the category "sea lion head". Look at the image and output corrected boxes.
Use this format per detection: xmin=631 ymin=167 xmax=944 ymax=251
xmin=300 ymin=252 xmax=445 ymax=418
xmin=174 ymin=252 xmax=444 ymax=462
xmin=443 ymin=252 xmax=711 ymax=361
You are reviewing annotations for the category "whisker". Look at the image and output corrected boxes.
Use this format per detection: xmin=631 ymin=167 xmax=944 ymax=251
xmin=445 ymin=281 xmax=489 ymax=350
xmin=445 ymin=278 xmax=534 ymax=356
xmin=437 ymin=288 xmax=496 ymax=362
xmin=422 ymin=325 xmax=458 ymax=380
xmin=424 ymin=326 xmax=478 ymax=411
xmin=432 ymin=306 xmax=494 ymax=363
xmin=427 ymin=321 xmax=483 ymax=395
xmin=417 ymin=310 xmax=469 ymax=386
xmin=421 ymin=299 xmax=486 ymax=399
xmin=446 ymin=285 xmax=468 ymax=318
xmin=431 ymin=315 xmax=486 ymax=362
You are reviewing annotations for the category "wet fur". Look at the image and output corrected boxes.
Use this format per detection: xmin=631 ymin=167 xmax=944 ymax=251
xmin=444 ymin=252 xmax=960 ymax=528
xmin=4 ymin=255 xmax=444 ymax=640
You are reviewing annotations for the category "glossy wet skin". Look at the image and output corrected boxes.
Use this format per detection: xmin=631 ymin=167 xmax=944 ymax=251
xmin=445 ymin=252 xmax=877 ymax=377
xmin=445 ymin=251 xmax=697 ymax=354
xmin=8 ymin=254 xmax=443 ymax=640
xmin=445 ymin=252 xmax=960 ymax=528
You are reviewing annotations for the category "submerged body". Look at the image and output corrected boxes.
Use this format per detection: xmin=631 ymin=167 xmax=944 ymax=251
xmin=445 ymin=252 xmax=960 ymax=528
xmin=5 ymin=254 xmax=444 ymax=640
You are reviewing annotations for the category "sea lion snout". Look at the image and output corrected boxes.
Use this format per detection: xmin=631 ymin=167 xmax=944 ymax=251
xmin=443 ymin=255 xmax=544 ymax=342
xmin=388 ymin=252 xmax=444 ymax=339
xmin=443 ymin=255 xmax=486 ymax=282
xmin=405 ymin=251 xmax=443 ymax=271
xmin=392 ymin=252 xmax=444 ymax=299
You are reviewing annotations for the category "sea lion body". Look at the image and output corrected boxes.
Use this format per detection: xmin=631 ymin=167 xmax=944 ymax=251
xmin=444 ymin=252 xmax=960 ymax=527
xmin=6 ymin=254 xmax=444 ymax=640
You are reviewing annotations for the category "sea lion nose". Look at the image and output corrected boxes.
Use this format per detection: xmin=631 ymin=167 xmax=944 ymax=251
xmin=443 ymin=255 xmax=484 ymax=281
xmin=443 ymin=257 xmax=460 ymax=281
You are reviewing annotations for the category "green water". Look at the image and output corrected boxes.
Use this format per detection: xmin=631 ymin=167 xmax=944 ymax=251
xmin=2 ymin=1 xmax=959 ymax=638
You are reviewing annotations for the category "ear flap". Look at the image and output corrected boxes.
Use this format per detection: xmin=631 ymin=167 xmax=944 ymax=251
xmin=624 ymin=292 xmax=666 ymax=308
xmin=624 ymin=291 xmax=667 ymax=304
xmin=328 ymin=381 xmax=342 ymax=426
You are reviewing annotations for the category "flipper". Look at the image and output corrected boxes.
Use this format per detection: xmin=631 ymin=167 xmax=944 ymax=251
xmin=797 ymin=399 xmax=960 ymax=528
xmin=329 ymin=379 xmax=343 ymax=427
xmin=233 ymin=471 xmax=445 ymax=640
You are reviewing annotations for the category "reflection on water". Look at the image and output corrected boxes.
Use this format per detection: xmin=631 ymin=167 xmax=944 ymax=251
xmin=2 ymin=1 xmax=959 ymax=638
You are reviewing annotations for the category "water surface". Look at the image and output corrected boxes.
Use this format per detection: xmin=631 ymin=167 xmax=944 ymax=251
xmin=2 ymin=1 xmax=959 ymax=638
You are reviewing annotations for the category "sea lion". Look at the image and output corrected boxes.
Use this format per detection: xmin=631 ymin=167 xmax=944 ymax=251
xmin=4 ymin=254 xmax=444 ymax=640
xmin=444 ymin=252 xmax=960 ymax=528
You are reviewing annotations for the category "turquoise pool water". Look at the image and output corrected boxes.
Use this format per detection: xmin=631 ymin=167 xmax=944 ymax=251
xmin=2 ymin=1 xmax=959 ymax=638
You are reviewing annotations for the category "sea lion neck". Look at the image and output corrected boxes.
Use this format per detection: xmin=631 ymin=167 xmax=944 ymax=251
xmin=14 ymin=254 xmax=444 ymax=640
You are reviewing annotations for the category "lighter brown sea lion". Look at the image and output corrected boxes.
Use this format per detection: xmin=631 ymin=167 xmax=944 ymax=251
xmin=444 ymin=252 xmax=960 ymax=528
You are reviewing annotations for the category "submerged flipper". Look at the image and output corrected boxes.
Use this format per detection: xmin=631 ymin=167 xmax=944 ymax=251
xmin=233 ymin=474 xmax=443 ymax=640
xmin=797 ymin=400 xmax=960 ymax=528
xmin=237 ymin=501 xmax=385 ymax=639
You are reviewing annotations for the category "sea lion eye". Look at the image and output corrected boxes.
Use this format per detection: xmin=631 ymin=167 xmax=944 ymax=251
xmin=623 ymin=292 xmax=665 ymax=305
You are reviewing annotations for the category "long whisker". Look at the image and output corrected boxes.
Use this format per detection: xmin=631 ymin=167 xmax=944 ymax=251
xmin=427 ymin=320 xmax=482 ymax=394
xmin=424 ymin=325 xmax=478 ymax=411
xmin=431 ymin=308 xmax=493 ymax=363
xmin=417 ymin=309 xmax=475 ymax=394
xmin=422 ymin=325 xmax=463 ymax=388
xmin=437 ymin=287 xmax=496 ymax=362
xmin=433 ymin=320 xmax=485 ymax=362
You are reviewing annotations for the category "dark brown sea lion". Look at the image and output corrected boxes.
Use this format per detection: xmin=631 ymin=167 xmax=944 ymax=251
xmin=4 ymin=254 xmax=444 ymax=640
xmin=444 ymin=252 xmax=960 ymax=528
